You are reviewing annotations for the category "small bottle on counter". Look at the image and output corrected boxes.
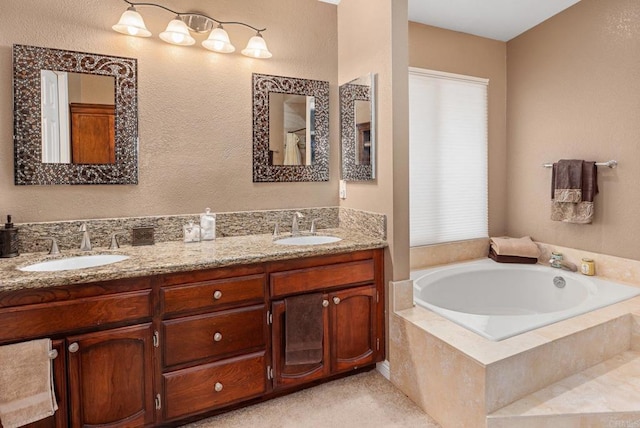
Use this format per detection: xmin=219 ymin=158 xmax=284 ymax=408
xmin=200 ymin=208 xmax=216 ymax=241
xmin=581 ymin=258 xmax=596 ymax=276
xmin=0 ymin=215 xmax=20 ymax=258
xmin=183 ymin=221 xmax=201 ymax=243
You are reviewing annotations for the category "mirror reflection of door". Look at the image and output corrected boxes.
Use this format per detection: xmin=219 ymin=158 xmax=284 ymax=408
xmin=40 ymin=71 xmax=115 ymax=164
xmin=268 ymin=94 xmax=315 ymax=166
xmin=355 ymin=99 xmax=371 ymax=165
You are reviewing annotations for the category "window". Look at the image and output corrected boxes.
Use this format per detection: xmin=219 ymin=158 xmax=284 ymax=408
xmin=409 ymin=68 xmax=488 ymax=247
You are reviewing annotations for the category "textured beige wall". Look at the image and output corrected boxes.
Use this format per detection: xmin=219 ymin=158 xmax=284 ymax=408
xmin=0 ymin=0 xmax=338 ymax=222
xmin=338 ymin=0 xmax=409 ymax=282
xmin=506 ymin=0 xmax=640 ymax=260
xmin=408 ymin=22 xmax=508 ymax=239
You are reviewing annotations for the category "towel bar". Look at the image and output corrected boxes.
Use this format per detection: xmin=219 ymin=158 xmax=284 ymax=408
xmin=48 ymin=349 xmax=58 ymax=360
xmin=542 ymin=160 xmax=617 ymax=169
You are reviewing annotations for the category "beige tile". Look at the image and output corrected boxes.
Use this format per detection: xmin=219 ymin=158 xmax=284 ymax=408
xmin=390 ymin=279 xmax=414 ymax=312
xmin=410 ymin=238 xmax=489 ymax=270
xmin=390 ymin=314 xmax=486 ymax=428
xmin=489 ymin=351 xmax=640 ymax=423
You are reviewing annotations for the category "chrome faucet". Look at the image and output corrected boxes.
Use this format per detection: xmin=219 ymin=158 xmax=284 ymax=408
xmin=109 ymin=231 xmax=128 ymax=250
xmin=549 ymin=252 xmax=577 ymax=272
xmin=79 ymin=223 xmax=92 ymax=251
xmin=291 ymin=212 xmax=304 ymax=236
xmin=310 ymin=218 xmax=320 ymax=235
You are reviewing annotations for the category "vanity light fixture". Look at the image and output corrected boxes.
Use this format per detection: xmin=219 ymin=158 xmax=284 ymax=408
xmin=112 ymin=0 xmax=272 ymax=58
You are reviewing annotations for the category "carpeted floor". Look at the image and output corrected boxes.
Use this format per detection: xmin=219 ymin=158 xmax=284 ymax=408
xmin=180 ymin=370 xmax=441 ymax=428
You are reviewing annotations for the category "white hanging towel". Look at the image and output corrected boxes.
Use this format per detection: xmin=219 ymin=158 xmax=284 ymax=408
xmin=0 ymin=339 xmax=58 ymax=428
xmin=283 ymin=133 xmax=302 ymax=165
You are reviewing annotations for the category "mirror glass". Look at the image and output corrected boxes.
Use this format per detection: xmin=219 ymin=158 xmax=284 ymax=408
xmin=268 ymin=94 xmax=315 ymax=166
xmin=40 ymin=71 xmax=116 ymax=164
xmin=253 ymin=73 xmax=329 ymax=182
xmin=354 ymin=99 xmax=371 ymax=165
xmin=13 ymin=44 xmax=138 ymax=185
xmin=340 ymin=73 xmax=376 ymax=181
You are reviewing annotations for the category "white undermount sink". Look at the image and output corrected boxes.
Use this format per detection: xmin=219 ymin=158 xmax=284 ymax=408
xmin=274 ymin=235 xmax=342 ymax=246
xmin=19 ymin=254 xmax=130 ymax=272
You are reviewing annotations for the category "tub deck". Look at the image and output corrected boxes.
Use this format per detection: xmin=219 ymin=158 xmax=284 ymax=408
xmin=390 ymin=290 xmax=640 ymax=427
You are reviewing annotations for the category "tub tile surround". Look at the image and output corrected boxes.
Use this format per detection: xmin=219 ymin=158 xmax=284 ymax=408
xmin=410 ymin=238 xmax=489 ymax=271
xmin=393 ymin=240 xmax=640 ymax=427
xmin=0 ymin=207 xmax=387 ymax=292
xmin=391 ymin=300 xmax=640 ymax=427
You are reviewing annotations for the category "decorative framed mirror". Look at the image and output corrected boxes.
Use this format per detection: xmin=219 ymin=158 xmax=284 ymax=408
xmin=340 ymin=73 xmax=376 ymax=181
xmin=13 ymin=44 xmax=138 ymax=185
xmin=252 ymin=73 xmax=329 ymax=182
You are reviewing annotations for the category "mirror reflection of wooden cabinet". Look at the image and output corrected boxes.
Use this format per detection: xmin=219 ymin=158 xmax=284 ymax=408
xmin=357 ymin=122 xmax=371 ymax=165
xmin=70 ymin=103 xmax=116 ymax=164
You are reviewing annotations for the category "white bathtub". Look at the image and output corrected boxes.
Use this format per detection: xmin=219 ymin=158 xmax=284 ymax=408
xmin=411 ymin=259 xmax=640 ymax=341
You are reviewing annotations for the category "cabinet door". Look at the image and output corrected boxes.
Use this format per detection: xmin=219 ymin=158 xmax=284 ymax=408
xmin=67 ymin=324 xmax=155 ymax=427
xmin=271 ymin=299 xmax=330 ymax=389
xmin=13 ymin=340 xmax=68 ymax=428
xmin=329 ymin=285 xmax=377 ymax=373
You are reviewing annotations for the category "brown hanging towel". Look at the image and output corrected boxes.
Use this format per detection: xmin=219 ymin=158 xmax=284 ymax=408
xmin=285 ymin=293 xmax=324 ymax=365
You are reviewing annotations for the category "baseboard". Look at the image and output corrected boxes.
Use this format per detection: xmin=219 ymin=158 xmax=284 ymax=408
xmin=376 ymin=360 xmax=390 ymax=380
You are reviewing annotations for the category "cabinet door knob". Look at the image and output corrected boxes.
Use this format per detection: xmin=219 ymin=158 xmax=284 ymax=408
xmin=214 ymin=382 xmax=223 ymax=392
xmin=333 ymin=297 xmax=341 ymax=305
xmin=68 ymin=342 xmax=79 ymax=353
xmin=213 ymin=332 xmax=223 ymax=342
xmin=322 ymin=299 xmax=329 ymax=307
xmin=213 ymin=290 xmax=223 ymax=300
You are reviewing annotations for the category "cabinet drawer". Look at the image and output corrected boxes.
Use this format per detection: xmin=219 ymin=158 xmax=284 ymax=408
xmin=0 ymin=290 xmax=152 ymax=342
xmin=162 ymin=306 xmax=266 ymax=367
xmin=161 ymin=274 xmax=265 ymax=316
xmin=163 ymin=352 xmax=266 ymax=421
xmin=270 ymin=259 xmax=375 ymax=298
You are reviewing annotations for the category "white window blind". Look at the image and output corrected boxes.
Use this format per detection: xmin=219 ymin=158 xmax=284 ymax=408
xmin=409 ymin=68 xmax=488 ymax=247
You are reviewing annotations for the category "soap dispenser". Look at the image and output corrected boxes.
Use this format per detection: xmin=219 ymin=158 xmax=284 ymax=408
xmin=0 ymin=215 xmax=19 ymax=258
xmin=200 ymin=208 xmax=216 ymax=241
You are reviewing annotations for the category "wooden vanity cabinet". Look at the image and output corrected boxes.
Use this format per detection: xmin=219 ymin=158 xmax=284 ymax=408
xmin=268 ymin=249 xmax=384 ymax=390
xmin=0 ymin=248 xmax=384 ymax=427
xmin=0 ymin=277 xmax=154 ymax=428
xmin=157 ymin=266 xmax=270 ymax=423
xmin=66 ymin=324 xmax=156 ymax=427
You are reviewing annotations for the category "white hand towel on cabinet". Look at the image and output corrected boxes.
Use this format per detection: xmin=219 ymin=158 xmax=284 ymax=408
xmin=0 ymin=338 xmax=58 ymax=428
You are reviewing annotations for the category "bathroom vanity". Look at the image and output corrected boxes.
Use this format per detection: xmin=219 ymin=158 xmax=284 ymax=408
xmin=0 ymin=233 xmax=385 ymax=427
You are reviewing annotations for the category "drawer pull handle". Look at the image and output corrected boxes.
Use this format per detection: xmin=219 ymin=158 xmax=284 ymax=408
xmin=213 ymin=332 xmax=223 ymax=342
xmin=322 ymin=299 xmax=329 ymax=308
xmin=213 ymin=290 xmax=223 ymax=300
xmin=333 ymin=297 xmax=341 ymax=305
xmin=68 ymin=342 xmax=79 ymax=353
xmin=214 ymin=382 xmax=223 ymax=392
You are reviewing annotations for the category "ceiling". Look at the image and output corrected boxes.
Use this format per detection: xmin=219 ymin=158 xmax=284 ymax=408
xmin=407 ymin=0 xmax=581 ymax=41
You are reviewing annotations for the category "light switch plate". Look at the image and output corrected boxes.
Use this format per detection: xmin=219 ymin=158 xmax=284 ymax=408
xmin=339 ymin=180 xmax=347 ymax=199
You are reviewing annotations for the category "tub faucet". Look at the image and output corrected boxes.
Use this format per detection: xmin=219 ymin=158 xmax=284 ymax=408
xmin=549 ymin=258 xmax=577 ymax=272
xmin=79 ymin=223 xmax=92 ymax=251
xmin=291 ymin=212 xmax=304 ymax=236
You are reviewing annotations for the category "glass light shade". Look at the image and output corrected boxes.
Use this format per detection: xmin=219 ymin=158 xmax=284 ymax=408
xmin=159 ymin=18 xmax=196 ymax=46
xmin=202 ymin=27 xmax=235 ymax=53
xmin=241 ymin=33 xmax=272 ymax=59
xmin=112 ymin=7 xmax=151 ymax=37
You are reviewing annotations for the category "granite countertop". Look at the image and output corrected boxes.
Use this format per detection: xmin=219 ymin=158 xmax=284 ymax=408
xmin=0 ymin=228 xmax=386 ymax=292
